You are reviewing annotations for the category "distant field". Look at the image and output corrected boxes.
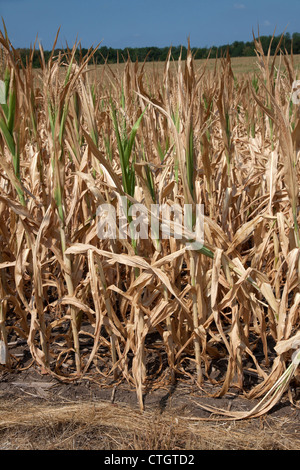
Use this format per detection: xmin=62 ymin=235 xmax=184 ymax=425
xmin=93 ymin=53 xmax=300 ymax=77
xmin=197 ymin=53 xmax=300 ymax=74
xmin=28 ymin=54 xmax=300 ymax=85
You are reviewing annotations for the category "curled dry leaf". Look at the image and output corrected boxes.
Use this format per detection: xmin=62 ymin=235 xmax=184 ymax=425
xmin=0 ymin=27 xmax=299 ymax=417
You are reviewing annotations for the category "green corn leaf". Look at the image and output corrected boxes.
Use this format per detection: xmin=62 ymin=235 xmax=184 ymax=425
xmin=111 ymin=100 xmax=147 ymax=199
xmin=186 ymin=126 xmax=194 ymax=201
xmin=0 ymin=102 xmax=9 ymax=119
xmin=59 ymin=103 xmax=69 ymax=147
xmin=48 ymin=102 xmax=56 ymax=139
xmin=172 ymin=107 xmax=180 ymax=132
xmin=54 ymin=184 xmax=64 ymax=222
xmin=15 ymin=185 xmax=26 ymax=207
xmin=157 ymin=141 xmax=164 ymax=162
xmin=198 ymin=245 xmax=214 ymax=259
xmin=110 ymin=100 xmax=128 ymax=193
xmin=103 ymin=132 xmax=113 ymax=162
xmin=91 ymin=83 xmax=96 ymax=107
xmin=129 ymin=160 xmax=136 ymax=197
xmin=121 ymin=83 xmax=125 ymax=110
xmin=64 ymin=57 xmax=74 ymax=86
xmin=90 ymin=127 xmax=98 ymax=147
xmin=12 ymin=149 xmax=20 ymax=180
xmin=0 ymin=117 xmax=15 ymax=155
xmin=7 ymin=83 xmax=16 ymax=134
xmin=124 ymin=106 xmax=148 ymax=167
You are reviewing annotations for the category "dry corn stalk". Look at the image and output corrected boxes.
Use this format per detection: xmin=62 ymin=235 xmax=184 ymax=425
xmin=0 ymin=24 xmax=299 ymax=416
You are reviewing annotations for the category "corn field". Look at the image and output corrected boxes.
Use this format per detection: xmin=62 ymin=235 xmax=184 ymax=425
xmin=0 ymin=26 xmax=299 ymax=418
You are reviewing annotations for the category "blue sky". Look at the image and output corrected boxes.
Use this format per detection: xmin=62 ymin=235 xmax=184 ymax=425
xmin=0 ymin=0 xmax=299 ymax=50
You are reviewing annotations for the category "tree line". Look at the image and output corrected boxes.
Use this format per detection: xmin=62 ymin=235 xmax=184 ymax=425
xmin=16 ymin=32 xmax=300 ymax=67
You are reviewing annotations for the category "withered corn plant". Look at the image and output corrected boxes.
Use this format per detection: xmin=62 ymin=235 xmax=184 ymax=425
xmin=0 ymin=24 xmax=299 ymax=416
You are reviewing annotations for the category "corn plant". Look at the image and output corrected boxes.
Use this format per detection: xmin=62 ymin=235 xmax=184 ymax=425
xmin=0 ymin=24 xmax=299 ymax=418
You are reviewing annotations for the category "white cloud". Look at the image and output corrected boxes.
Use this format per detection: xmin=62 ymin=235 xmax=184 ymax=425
xmin=234 ymin=3 xmax=246 ymax=9
xmin=263 ymin=20 xmax=271 ymax=26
